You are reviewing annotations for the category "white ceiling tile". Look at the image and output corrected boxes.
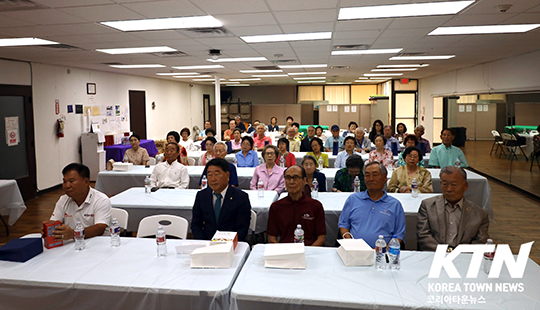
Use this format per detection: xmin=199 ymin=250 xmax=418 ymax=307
xmin=332 ymin=38 xmax=377 ymax=46
xmin=379 ymin=28 xmax=432 ymax=38
xmin=274 ymin=9 xmax=337 ymax=24
xmin=189 ymin=0 xmax=269 ymax=14
xmin=0 ymin=15 xmax=35 ymax=28
xmin=1 ymin=9 xmax=89 ymax=25
xmin=214 ymin=13 xmax=277 ymax=27
xmin=502 ymin=12 xmax=540 ymax=24
xmin=227 ymin=25 xmax=283 ymax=36
xmin=48 ymin=32 xmax=142 ymax=44
xmin=130 ymin=30 xmax=189 ymax=41
xmin=461 ymin=0 xmax=539 ymax=15
xmin=280 ymin=22 xmax=334 ymax=33
xmin=266 ymin=0 xmax=338 ymax=11
xmin=442 ymin=14 xmax=518 ymax=26
xmin=32 ymin=0 xmax=114 ymax=7
xmin=60 ymin=5 xmax=144 ymax=22
xmin=335 ymin=19 xmax=392 ymax=31
xmin=333 ymin=30 xmax=381 ymax=39
xmin=388 ymin=16 xmax=453 ymax=29
xmin=50 ymin=23 xmax=119 ymax=35
xmin=194 ymin=37 xmax=245 ymax=47
xmin=0 ymin=25 xmax=72 ymax=38
xmin=121 ymin=0 xmax=205 ymax=18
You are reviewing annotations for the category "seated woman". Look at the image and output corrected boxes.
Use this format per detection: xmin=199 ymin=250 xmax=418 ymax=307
xmin=235 ymin=136 xmax=259 ymax=167
xmin=179 ymin=127 xmax=197 ymax=152
xmin=124 ymin=133 xmax=149 ymax=165
xmin=315 ymin=126 xmax=327 ymax=143
xmin=250 ymin=145 xmax=285 ymax=194
xmin=335 ymin=136 xmax=360 ymax=168
xmin=302 ymin=155 xmax=327 ymax=194
xmin=388 ymin=146 xmax=433 ymax=193
xmin=164 ymin=131 xmax=189 ymax=166
xmin=229 ymin=128 xmax=243 ymax=153
xmin=276 ymin=137 xmax=296 ymax=168
xmin=306 ymin=137 xmax=329 ymax=168
xmin=342 ymin=121 xmax=358 ymax=137
xmin=367 ymin=134 xmax=394 ymax=169
xmin=332 ymin=154 xmax=366 ymax=192
xmin=396 ymin=135 xmax=425 ymax=168
xmin=394 ymin=122 xmax=408 ymax=143
xmin=198 ymin=136 xmax=216 ymax=166
xmin=368 ymin=119 xmax=384 ymax=142
xmin=268 ymin=116 xmax=279 ymax=132
xmin=200 ymin=128 xmax=216 ymax=151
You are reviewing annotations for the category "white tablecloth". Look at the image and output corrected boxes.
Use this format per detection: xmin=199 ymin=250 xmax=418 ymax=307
xmin=0 ymin=180 xmax=26 ymax=226
xmin=516 ymin=133 xmax=536 ymax=156
xmin=0 ymin=237 xmax=250 ymax=310
xmin=111 ymin=188 xmax=278 ymax=233
xmin=231 ymin=245 xmax=540 ymax=310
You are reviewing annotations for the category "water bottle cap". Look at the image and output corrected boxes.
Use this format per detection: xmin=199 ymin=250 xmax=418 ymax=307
xmin=297 ymin=224 xmax=302 ymax=228
xmin=112 ymin=218 xmax=117 ymax=221
xmin=379 ymin=235 xmax=384 ymax=238
xmin=158 ymin=225 xmax=163 ymax=229
xmin=392 ymin=235 xmax=397 ymax=238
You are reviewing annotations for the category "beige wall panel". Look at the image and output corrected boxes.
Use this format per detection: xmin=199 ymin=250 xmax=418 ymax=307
xmin=339 ymin=105 xmax=360 ymax=129
xmin=475 ymin=104 xmax=497 ymax=139
xmin=515 ymin=103 xmax=540 ymax=126
xmin=359 ymin=105 xmax=372 ymax=129
xmin=351 ymin=85 xmax=377 ymax=104
xmin=252 ymin=104 xmax=301 ymax=126
xmin=319 ymin=106 xmax=339 ymax=127
xmin=456 ymin=105 xmax=476 ymax=139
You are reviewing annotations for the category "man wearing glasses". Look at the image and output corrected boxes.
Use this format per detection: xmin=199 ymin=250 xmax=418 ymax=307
xmin=266 ymin=165 xmax=326 ymax=246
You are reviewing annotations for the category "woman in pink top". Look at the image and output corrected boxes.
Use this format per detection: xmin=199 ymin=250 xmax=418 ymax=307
xmin=230 ymin=128 xmax=242 ymax=152
xmin=368 ymin=135 xmax=394 ymax=168
xmin=199 ymin=136 xmax=216 ymax=166
xmin=250 ymin=144 xmax=285 ymax=194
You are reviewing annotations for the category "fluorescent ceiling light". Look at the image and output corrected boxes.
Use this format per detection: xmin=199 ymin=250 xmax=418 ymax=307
xmin=157 ymin=72 xmax=199 ymax=76
xmin=100 ymin=15 xmax=222 ymax=32
xmin=239 ymin=70 xmax=282 ymax=73
xmin=364 ymin=73 xmax=403 ymax=76
xmin=229 ymin=78 xmax=261 ymax=81
xmin=356 ymin=77 xmax=368 ymax=80
xmin=279 ymin=64 xmax=327 ymax=68
xmin=241 ymin=32 xmax=331 ymax=43
xmin=174 ymin=75 xmax=211 ymax=78
xmin=0 ymin=37 xmax=59 ymax=47
xmin=287 ymin=72 xmax=327 ymax=75
xmin=390 ymin=55 xmax=455 ymax=60
xmin=327 ymin=82 xmax=351 ymax=85
xmin=227 ymin=84 xmax=250 ymax=87
xmin=297 ymin=80 xmax=325 ymax=83
xmin=293 ymin=77 xmax=326 ymax=80
xmin=331 ymin=48 xmax=402 ymax=55
xmin=172 ymin=65 xmax=224 ymax=70
xmin=97 ymin=46 xmax=176 ymax=54
xmin=377 ymin=64 xmax=429 ymax=68
xmin=252 ymin=74 xmax=289 ymax=77
xmin=338 ymin=1 xmax=474 ymax=20
xmin=207 ymin=57 xmax=267 ymax=62
xmin=110 ymin=64 xmax=165 ymax=68
xmin=355 ymin=80 xmax=387 ymax=83
xmin=215 ymin=81 xmax=239 ymax=84
xmin=429 ymin=24 xmax=540 ymax=36
xmin=193 ymin=78 xmax=224 ymax=81
xmin=371 ymin=68 xmax=418 ymax=72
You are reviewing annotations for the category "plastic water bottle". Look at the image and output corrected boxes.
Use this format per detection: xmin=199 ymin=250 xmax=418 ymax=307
xmin=257 ymin=179 xmax=264 ymax=198
xmin=279 ymin=155 xmax=285 ymax=168
xmin=156 ymin=225 xmax=167 ymax=257
xmin=411 ymin=178 xmax=418 ymax=198
xmin=354 ymin=176 xmax=361 ymax=192
xmin=74 ymin=221 xmax=85 ymax=251
xmin=375 ymin=235 xmax=387 ymax=270
xmin=123 ymin=154 xmax=129 ymax=163
xmin=311 ymin=178 xmax=319 ymax=198
xmin=294 ymin=224 xmax=304 ymax=243
xmin=483 ymin=239 xmax=495 ymax=274
xmin=110 ymin=218 xmax=121 ymax=247
xmin=388 ymin=235 xmax=400 ymax=270
xmin=144 ymin=176 xmax=151 ymax=194
xmin=233 ymin=157 xmax=237 ymax=167
xmin=455 ymin=158 xmax=461 ymax=167
xmin=318 ymin=158 xmax=323 ymax=169
xmin=201 ymin=175 xmax=208 ymax=189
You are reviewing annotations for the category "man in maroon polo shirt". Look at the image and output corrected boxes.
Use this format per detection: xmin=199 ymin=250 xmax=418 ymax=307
xmin=267 ymin=165 xmax=326 ymax=246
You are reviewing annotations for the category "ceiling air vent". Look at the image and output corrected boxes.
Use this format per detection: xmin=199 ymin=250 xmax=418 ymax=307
xmin=40 ymin=44 xmax=82 ymax=51
xmin=333 ymin=44 xmax=370 ymax=51
xmin=0 ymin=0 xmax=46 ymax=11
xmin=150 ymin=51 xmax=188 ymax=57
xmin=101 ymin=62 xmax=124 ymax=66
xmin=271 ymin=59 xmax=298 ymax=64
xmin=396 ymin=52 xmax=426 ymax=56
xmin=329 ymin=66 xmax=351 ymax=69
xmin=179 ymin=27 xmax=234 ymax=38
xmin=252 ymin=65 xmax=280 ymax=70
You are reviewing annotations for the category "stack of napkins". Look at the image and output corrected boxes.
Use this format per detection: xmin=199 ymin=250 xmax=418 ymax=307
xmin=190 ymin=242 xmax=234 ymax=269
xmin=336 ymin=239 xmax=374 ymax=266
xmin=113 ymin=162 xmax=133 ymax=171
xmin=264 ymin=243 xmax=305 ymax=269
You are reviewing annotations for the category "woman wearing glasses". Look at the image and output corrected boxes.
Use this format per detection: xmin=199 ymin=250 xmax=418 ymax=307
xmin=250 ymin=144 xmax=285 ymax=194
xmin=388 ymin=146 xmax=433 ymax=193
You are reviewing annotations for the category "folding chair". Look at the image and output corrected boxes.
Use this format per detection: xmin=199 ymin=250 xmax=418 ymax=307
xmin=490 ymin=130 xmax=505 ymax=156
xmin=531 ymin=134 xmax=540 ymax=171
xmin=137 ymin=214 xmax=189 ymax=239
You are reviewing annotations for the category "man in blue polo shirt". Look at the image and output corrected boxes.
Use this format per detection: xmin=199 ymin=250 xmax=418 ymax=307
xmin=324 ymin=124 xmax=345 ymax=153
xmin=338 ymin=161 xmax=406 ymax=248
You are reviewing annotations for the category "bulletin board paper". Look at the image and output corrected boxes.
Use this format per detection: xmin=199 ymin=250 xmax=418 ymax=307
xmin=477 ymin=105 xmax=483 ymax=112
xmin=344 ymin=106 xmax=350 ymax=113
xmin=483 ymin=105 xmax=488 ymax=112
xmin=459 ymin=105 xmax=465 ymax=112
xmin=332 ymin=105 xmax=338 ymax=112
xmin=351 ymin=106 xmax=357 ymax=113
xmin=466 ymin=105 xmax=472 ymax=112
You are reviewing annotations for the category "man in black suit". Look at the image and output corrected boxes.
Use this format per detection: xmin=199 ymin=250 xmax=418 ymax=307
xmin=300 ymin=125 xmax=316 ymax=152
xmin=191 ymin=158 xmax=252 ymax=241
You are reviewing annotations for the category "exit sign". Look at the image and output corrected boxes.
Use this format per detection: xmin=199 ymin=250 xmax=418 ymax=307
xmin=400 ymin=78 xmax=409 ymax=84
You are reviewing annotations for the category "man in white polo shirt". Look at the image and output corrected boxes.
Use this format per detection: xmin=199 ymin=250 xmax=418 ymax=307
xmin=43 ymin=163 xmax=111 ymax=241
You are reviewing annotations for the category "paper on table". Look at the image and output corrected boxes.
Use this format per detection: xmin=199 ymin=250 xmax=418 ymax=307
xmin=336 ymin=238 xmax=374 ymax=267
xmin=264 ymin=243 xmax=306 ymax=269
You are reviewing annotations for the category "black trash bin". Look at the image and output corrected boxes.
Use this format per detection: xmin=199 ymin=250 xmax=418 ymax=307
xmin=451 ymin=127 xmax=467 ymax=147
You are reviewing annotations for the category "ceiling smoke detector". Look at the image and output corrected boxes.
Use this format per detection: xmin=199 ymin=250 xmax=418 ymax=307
xmin=208 ymin=49 xmax=221 ymax=60
xmin=496 ymin=4 xmax=512 ymax=13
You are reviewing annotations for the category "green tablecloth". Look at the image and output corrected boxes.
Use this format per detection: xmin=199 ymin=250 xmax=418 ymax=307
xmin=505 ymin=126 xmax=537 ymax=134
xmin=299 ymin=125 xmax=328 ymax=136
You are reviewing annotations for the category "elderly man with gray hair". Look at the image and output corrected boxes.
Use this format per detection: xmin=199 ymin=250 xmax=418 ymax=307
xmin=414 ymin=124 xmax=431 ymax=155
xmin=199 ymin=141 xmax=239 ymax=187
xmin=416 ymin=166 xmax=489 ymax=251
xmin=286 ymin=126 xmax=301 ymax=152
xmin=354 ymin=127 xmax=371 ymax=153
xmin=338 ymin=161 xmax=406 ymax=248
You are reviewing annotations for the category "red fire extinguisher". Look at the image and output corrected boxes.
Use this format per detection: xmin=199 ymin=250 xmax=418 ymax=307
xmin=56 ymin=118 xmax=65 ymax=138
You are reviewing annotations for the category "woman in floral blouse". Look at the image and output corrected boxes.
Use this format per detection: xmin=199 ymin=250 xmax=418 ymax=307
xmin=124 ymin=133 xmax=149 ymax=165
xmin=367 ymin=135 xmax=394 ymax=168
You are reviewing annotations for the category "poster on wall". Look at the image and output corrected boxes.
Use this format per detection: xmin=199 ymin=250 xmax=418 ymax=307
xmin=106 ymin=106 xmax=113 ymax=116
xmin=459 ymin=105 xmax=464 ymax=112
xmin=5 ymin=116 xmax=19 ymax=146
xmin=75 ymin=104 xmax=83 ymax=114
xmin=466 ymin=105 xmax=472 ymax=112
xmin=483 ymin=105 xmax=488 ymax=111
xmin=332 ymin=105 xmax=338 ymax=112
xmin=67 ymin=105 xmax=73 ymax=113
xmin=477 ymin=105 xmax=483 ymax=112
xmin=344 ymin=106 xmax=350 ymax=113
xmin=326 ymin=105 xmax=332 ymax=112
xmin=351 ymin=106 xmax=356 ymax=113
xmin=115 ymin=105 xmax=120 ymax=116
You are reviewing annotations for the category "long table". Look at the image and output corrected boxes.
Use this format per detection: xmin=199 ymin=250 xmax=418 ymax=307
xmin=230 ymin=245 xmax=540 ymax=310
xmin=0 ymin=237 xmax=250 ymax=310
xmin=110 ymin=188 xmax=279 ymax=233
xmin=0 ymin=180 xmax=26 ymax=229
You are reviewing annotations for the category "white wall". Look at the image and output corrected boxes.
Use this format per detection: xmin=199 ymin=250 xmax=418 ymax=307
xmin=419 ymin=49 xmax=540 ymax=143
xmin=3 ymin=61 xmax=213 ymax=190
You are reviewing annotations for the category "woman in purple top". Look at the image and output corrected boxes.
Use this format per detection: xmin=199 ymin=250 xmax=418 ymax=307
xmin=250 ymin=145 xmax=285 ymax=194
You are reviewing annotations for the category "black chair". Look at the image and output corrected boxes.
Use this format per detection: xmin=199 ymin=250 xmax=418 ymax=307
xmin=531 ymin=134 xmax=540 ymax=171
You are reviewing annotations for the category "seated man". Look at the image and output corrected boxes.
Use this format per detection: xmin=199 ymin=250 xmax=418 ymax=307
xmin=43 ymin=163 xmax=111 ymax=241
xmin=339 ymin=161 xmax=406 ymax=248
xmin=383 ymin=125 xmax=401 ymax=155
xmin=253 ymin=123 xmax=272 ymax=149
xmin=150 ymin=142 xmax=189 ymax=189
xmin=417 ymin=166 xmax=489 ymax=251
xmin=286 ymin=127 xmax=301 ymax=152
xmin=354 ymin=127 xmax=371 ymax=153
xmin=247 ymin=120 xmax=260 ymax=135
xmin=267 ymin=165 xmax=326 ymax=246
xmin=191 ymin=158 xmax=252 ymax=241
xmin=414 ymin=125 xmax=431 ymax=155
xmin=234 ymin=115 xmax=247 ymax=132
xmin=199 ymin=142 xmax=239 ymax=187
xmin=300 ymin=125 xmax=316 ymax=152
xmin=324 ymin=125 xmax=345 ymax=152
xmin=198 ymin=120 xmax=212 ymax=141
xmin=429 ymin=128 xmax=469 ymax=168
xmin=332 ymin=154 xmax=366 ymax=192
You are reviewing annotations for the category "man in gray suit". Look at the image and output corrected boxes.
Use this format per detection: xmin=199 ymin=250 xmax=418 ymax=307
xmin=417 ymin=166 xmax=490 ymax=251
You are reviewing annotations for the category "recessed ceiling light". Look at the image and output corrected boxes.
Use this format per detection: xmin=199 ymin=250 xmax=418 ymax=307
xmin=173 ymin=75 xmax=211 ymax=78
xmin=278 ymin=64 xmax=327 ymax=69
xmin=100 ymin=15 xmax=222 ymax=32
xmin=241 ymin=32 xmax=331 ymax=43
xmin=293 ymin=77 xmax=326 ymax=80
xmin=364 ymin=73 xmax=403 ymax=76
xmin=389 ymin=55 xmax=455 ymax=60
xmin=193 ymin=78 xmax=224 ymax=81
xmin=207 ymin=57 xmax=267 ymax=63
xmin=239 ymin=70 xmax=282 ymax=73
xmin=338 ymin=1 xmax=474 ymax=20
xmin=96 ymin=46 xmax=176 ymax=54
xmin=371 ymin=68 xmax=418 ymax=72
xmin=156 ymin=72 xmax=199 ymax=76
xmin=0 ymin=37 xmax=60 ymax=47
xmin=331 ymin=48 xmax=403 ymax=55
xmin=251 ymin=74 xmax=289 ymax=77
xmin=429 ymin=24 xmax=540 ymax=35
xmin=229 ymin=78 xmax=262 ymax=81
xmin=377 ymin=64 xmax=429 ymax=68
xmin=297 ymin=80 xmax=326 ymax=83
xmin=110 ymin=64 xmax=165 ymax=68
xmin=172 ymin=65 xmax=224 ymax=70
xmin=287 ymin=72 xmax=327 ymax=75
